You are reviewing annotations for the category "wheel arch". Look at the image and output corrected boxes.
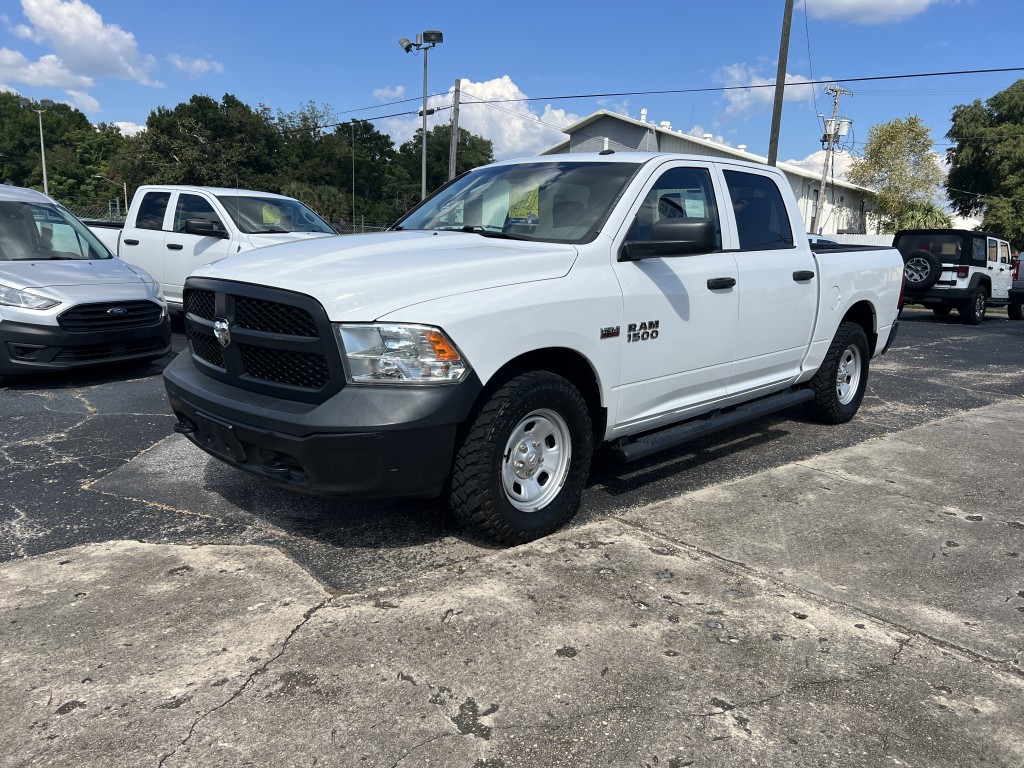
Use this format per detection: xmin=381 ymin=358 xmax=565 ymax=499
xmin=840 ymin=300 xmax=880 ymax=355
xmin=480 ymin=348 xmax=606 ymax=442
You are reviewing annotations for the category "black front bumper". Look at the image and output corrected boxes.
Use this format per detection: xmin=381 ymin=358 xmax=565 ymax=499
xmin=163 ymin=351 xmax=482 ymax=499
xmin=0 ymin=316 xmax=171 ymax=375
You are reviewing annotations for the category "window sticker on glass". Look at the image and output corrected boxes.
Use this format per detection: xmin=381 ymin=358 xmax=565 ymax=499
xmin=507 ymin=186 xmax=539 ymax=225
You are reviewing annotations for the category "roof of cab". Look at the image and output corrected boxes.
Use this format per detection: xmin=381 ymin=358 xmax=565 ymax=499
xmin=0 ymin=184 xmax=53 ymax=204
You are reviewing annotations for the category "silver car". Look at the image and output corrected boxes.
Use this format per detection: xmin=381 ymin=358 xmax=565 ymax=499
xmin=0 ymin=184 xmax=170 ymax=379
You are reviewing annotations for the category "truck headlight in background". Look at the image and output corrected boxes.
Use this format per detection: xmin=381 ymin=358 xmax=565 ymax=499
xmin=0 ymin=283 xmax=61 ymax=310
xmin=336 ymin=323 xmax=470 ymax=384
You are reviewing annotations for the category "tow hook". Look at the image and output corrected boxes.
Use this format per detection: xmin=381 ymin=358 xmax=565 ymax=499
xmin=173 ymin=417 xmax=197 ymax=435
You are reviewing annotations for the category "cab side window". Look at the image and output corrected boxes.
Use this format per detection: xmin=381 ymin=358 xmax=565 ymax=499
xmin=625 ymin=167 xmax=720 ymax=247
xmin=723 ymin=170 xmax=794 ymax=250
xmin=174 ymin=194 xmax=226 ymax=235
xmin=135 ymin=191 xmax=170 ymax=231
xmin=971 ymin=237 xmax=986 ymax=266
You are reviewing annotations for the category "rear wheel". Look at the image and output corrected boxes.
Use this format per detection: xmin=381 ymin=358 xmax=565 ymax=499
xmin=959 ymin=289 xmax=987 ymax=325
xmin=1009 ymin=300 xmax=1023 ymax=321
xmin=446 ymin=371 xmax=593 ymax=545
xmin=804 ymin=322 xmax=870 ymax=424
xmin=932 ymin=304 xmax=952 ymax=317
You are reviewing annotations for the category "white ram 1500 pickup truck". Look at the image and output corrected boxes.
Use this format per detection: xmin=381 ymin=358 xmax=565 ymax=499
xmin=87 ymin=185 xmax=336 ymax=311
xmin=163 ymin=152 xmax=903 ymax=543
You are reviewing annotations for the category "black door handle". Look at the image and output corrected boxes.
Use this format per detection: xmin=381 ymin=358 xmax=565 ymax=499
xmin=166 ymin=243 xmax=184 ymax=251
xmin=793 ymin=270 xmax=815 ymax=281
xmin=707 ymin=277 xmax=736 ymax=290
xmin=123 ymin=239 xmax=139 ymax=246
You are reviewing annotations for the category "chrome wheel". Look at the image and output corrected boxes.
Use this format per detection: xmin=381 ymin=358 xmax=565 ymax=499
xmin=500 ymin=408 xmax=572 ymax=513
xmin=904 ymin=256 xmax=931 ymax=284
xmin=836 ymin=344 xmax=862 ymax=405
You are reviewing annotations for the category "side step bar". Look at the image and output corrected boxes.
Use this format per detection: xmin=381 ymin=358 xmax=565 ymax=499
xmin=611 ymin=388 xmax=815 ymax=463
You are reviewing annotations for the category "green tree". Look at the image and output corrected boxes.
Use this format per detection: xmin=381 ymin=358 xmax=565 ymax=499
xmin=846 ymin=115 xmax=946 ymax=233
xmin=396 ymin=124 xmax=494 ymax=203
xmin=946 ymin=79 xmax=1024 ymax=246
xmin=112 ymin=94 xmax=282 ymax=191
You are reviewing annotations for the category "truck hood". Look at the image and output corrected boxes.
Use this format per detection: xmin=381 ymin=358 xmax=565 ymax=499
xmin=0 ymin=258 xmax=147 ymax=291
xmin=243 ymin=231 xmax=337 ymax=250
xmin=193 ymin=230 xmax=579 ymax=320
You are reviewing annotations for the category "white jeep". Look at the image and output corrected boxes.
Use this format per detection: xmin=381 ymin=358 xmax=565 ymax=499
xmin=894 ymin=229 xmax=1014 ymax=324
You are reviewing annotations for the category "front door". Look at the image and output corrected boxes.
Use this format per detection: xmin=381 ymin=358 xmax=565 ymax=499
xmin=610 ymin=161 xmax=739 ymax=434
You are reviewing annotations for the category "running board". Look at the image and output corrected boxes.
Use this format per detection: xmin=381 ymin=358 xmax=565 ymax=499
xmin=611 ymin=388 xmax=815 ymax=463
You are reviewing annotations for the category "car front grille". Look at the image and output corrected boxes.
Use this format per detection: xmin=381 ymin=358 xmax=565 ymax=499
xmin=58 ymin=301 xmax=164 ymax=332
xmin=182 ymin=280 xmax=342 ymax=403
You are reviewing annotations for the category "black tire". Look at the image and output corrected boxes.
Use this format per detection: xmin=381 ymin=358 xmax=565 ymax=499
xmin=804 ymin=322 xmax=870 ymax=424
xmin=902 ymin=249 xmax=943 ymax=290
xmin=932 ymin=305 xmax=952 ymax=317
xmin=959 ymin=288 xmax=987 ymax=325
xmin=1009 ymin=300 xmax=1023 ymax=321
xmin=446 ymin=371 xmax=593 ymax=545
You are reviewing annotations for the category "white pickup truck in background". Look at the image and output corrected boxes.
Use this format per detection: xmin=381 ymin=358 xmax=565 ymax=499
xmin=87 ymin=185 xmax=336 ymax=311
xmin=163 ymin=152 xmax=903 ymax=544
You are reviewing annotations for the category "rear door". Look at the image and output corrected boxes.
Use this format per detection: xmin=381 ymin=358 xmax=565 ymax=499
xmin=720 ymin=167 xmax=818 ymax=395
xmin=118 ymin=189 xmax=171 ymax=284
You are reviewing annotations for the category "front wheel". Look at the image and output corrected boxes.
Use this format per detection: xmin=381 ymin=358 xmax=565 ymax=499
xmin=804 ymin=322 xmax=870 ymax=424
xmin=446 ymin=371 xmax=593 ymax=545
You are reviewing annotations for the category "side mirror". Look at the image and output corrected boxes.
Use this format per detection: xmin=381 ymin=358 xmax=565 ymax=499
xmin=621 ymin=218 xmax=717 ymax=261
xmin=183 ymin=219 xmax=228 ymax=239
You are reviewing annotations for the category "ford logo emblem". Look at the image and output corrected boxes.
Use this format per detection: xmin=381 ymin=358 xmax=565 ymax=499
xmin=107 ymin=307 xmax=128 ymax=316
xmin=213 ymin=318 xmax=232 ymax=348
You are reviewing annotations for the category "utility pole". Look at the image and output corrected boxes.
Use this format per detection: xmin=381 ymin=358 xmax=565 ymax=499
xmin=811 ymin=85 xmax=852 ymax=234
xmin=448 ymin=78 xmax=461 ymax=181
xmin=767 ymin=0 xmax=794 ymax=166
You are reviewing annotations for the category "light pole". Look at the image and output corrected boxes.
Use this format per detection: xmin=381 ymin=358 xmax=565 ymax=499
xmin=19 ymin=97 xmax=55 ymax=195
xmin=399 ymin=30 xmax=443 ymax=201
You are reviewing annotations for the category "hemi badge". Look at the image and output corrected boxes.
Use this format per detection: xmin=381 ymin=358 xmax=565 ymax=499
xmin=600 ymin=326 xmax=620 ymax=339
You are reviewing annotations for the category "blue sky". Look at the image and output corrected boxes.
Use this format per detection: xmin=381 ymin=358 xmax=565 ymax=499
xmin=1 ymin=0 xmax=1021 ymax=179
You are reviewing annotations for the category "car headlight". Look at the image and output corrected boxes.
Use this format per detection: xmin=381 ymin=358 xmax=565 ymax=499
xmin=0 ymin=283 xmax=61 ymax=310
xmin=336 ymin=323 xmax=470 ymax=384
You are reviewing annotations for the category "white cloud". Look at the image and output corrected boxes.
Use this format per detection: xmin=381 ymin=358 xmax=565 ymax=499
xmin=167 ymin=54 xmax=223 ymax=78
xmin=17 ymin=0 xmax=159 ymax=85
xmin=373 ymin=85 xmax=405 ymax=101
xmin=113 ymin=121 xmax=144 ymax=137
xmin=380 ymin=76 xmax=580 ymax=161
xmin=64 ymin=88 xmax=98 ymax=111
xmin=0 ymin=47 xmax=93 ymax=89
xmin=801 ymin=0 xmax=948 ymax=24
xmin=716 ymin=63 xmax=818 ymax=118
xmin=785 ymin=148 xmax=857 ymax=181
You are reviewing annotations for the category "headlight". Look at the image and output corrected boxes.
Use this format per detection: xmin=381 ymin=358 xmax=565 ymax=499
xmin=336 ymin=323 xmax=470 ymax=384
xmin=0 ymin=283 xmax=60 ymax=310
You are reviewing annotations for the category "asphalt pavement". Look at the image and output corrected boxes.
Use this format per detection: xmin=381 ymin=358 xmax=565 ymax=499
xmin=1 ymin=338 xmax=1022 ymax=766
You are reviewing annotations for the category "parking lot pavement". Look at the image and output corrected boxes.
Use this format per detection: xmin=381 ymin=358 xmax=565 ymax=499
xmin=1 ymin=402 xmax=1021 ymax=767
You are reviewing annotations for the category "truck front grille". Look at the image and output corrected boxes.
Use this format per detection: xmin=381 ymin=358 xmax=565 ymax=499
xmin=182 ymin=279 xmax=343 ymax=403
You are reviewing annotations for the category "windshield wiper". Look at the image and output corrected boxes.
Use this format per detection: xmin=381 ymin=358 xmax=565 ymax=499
xmin=436 ymin=225 xmax=530 ymax=241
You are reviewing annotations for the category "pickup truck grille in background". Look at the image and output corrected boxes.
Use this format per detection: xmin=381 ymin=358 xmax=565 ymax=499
xmin=182 ymin=279 xmax=342 ymax=403
xmin=58 ymin=300 xmax=163 ymax=332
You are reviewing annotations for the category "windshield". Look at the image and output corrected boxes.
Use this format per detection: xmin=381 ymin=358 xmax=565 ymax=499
xmin=216 ymin=195 xmax=334 ymax=234
xmin=0 ymin=200 xmax=112 ymax=261
xmin=395 ymin=161 xmax=640 ymax=244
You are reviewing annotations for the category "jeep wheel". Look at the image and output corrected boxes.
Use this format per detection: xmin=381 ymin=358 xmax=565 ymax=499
xmin=804 ymin=322 xmax=869 ymax=424
xmin=959 ymin=289 xmax=987 ymax=325
xmin=447 ymin=371 xmax=593 ymax=545
xmin=903 ymin=249 xmax=943 ymax=290
xmin=1009 ymin=300 xmax=1023 ymax=321
xmin=932 ymin=304 xmax=952 ymax=317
